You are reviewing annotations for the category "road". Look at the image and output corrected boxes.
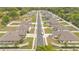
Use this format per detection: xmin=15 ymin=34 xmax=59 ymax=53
xmin=36 ymin=11 xmax=44 ymax=46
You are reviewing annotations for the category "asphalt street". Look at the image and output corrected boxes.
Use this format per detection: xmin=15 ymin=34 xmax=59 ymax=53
xmin=36 ymin=11 xmax=44 ymax=46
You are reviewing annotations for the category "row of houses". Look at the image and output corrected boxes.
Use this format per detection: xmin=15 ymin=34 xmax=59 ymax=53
xmin=47 ymin=11 xmax=79 ymax=44
xmin=0 ymin=20 xmax=31 ymax=45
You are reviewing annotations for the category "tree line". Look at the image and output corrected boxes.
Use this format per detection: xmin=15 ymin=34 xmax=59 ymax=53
xmin=0 ymin=7 xmax=32 ymax=29
xmin=47 ymin=7 xmax=79 ymax=28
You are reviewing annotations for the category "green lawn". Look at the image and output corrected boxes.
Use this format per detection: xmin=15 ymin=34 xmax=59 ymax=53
xmin=43 ymin=22 xmax=49 ymax=27
xmin=0 ymin=33 xmax=5 ymax=37
xmin=36 ymin=45 xmax=56 ymax=51
xmin=74 ymin=32 xmax=79 ymax=37
xmin=65 ymin=26 xmax=78 ymax=31
xmin=21 ymin=37 xmax=33 ymax=49
xmin=42 ymin=19 xmax=47 ymax=22
xmin=0 ymin=27 xmax=7 ymax=31
xmin=44 ymin=27 xmax=52 ymax=33
xmin=31 ymin=16 xmax=36 ymax=22
xmin=37 ymin=37 xmax=58 ymax=51
xmin=32 ymin=24 xmax=35 ymax=27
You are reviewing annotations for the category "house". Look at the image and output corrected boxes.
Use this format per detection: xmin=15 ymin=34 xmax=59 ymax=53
xmin=0 ymin=20 xmax=31 ymax=45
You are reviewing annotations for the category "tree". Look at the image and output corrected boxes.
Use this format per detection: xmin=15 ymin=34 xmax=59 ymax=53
xmin=47 ymin=7 xmax=79 ymax=28
xmin=1 ymin=15 xmax=10 ymax=26
xmin=8 ymin=10 xmax=19 ymax=20
xmin=20 ymin=9 xmax=27 ymax=15
xmin=20 ymin=8 xmax=31 ymax=15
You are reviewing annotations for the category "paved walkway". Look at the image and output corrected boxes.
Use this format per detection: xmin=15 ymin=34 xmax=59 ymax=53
xmin=0 ymin=31 xmax=8 ymax=33
xmin=7 ymin=21 xmax=21 ymax=27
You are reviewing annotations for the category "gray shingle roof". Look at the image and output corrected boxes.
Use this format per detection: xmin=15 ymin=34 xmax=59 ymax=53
xmin=59 ymin=31 xmax=79 ymax=41
xmin=0 ymin=31 xmax=20 ymax=42
xmin=0 ymin=20 xmax=31 ymax=43
xmin=48 ymin=17 xmax=79 ymax=41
